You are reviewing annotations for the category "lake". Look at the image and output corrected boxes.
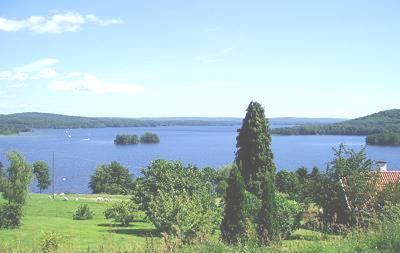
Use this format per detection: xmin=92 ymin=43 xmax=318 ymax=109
xmin=0 ymin=125 xmax=399 ymax=194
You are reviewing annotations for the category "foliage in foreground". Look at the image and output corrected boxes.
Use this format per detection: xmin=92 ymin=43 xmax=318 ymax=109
xmin=220 ymin=165 xmax=247 ymax=244
xmin=40 ymin=231 xmax=64 ymax=253
xmin=0 ymin=151 xmax=33 ymax=229
xmin=89 ymin=161 xmax=133 ymax=195
xmin=227 ymin=101 xmax=279 ymax=245
xmin=0 ymin=202 xmax=23 ymax=229
xmin=235 ymin=101 xmax=275 ymax=197
xmin=73 ymin=204 xmax=94 ymax=220
xmin=313 ymin=145 xmax=377 ymax=227
xmin=104 ymin=201 xmax=137 ymax=226
xmin=134 ymin=160 xmax=221 ymax=244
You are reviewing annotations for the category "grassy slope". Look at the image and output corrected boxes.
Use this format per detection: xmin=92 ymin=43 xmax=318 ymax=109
xmin=0 ymin=194 xmax=339 ymax=252
xmin=1 ymin=194 xmax=389 ymax=253
xmin=0 ymin=194 xmax=155 ymax=252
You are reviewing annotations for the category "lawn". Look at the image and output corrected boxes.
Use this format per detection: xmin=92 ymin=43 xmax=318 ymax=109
xmin=0 ymin=194 xmax=156 ymax=252
xmin=1 ymin=194 xmax=387 ymax=253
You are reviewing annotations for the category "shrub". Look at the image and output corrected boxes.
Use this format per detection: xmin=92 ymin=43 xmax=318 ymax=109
xmin=73 ymin=204 xmax=94 ymax=220
xmin=134 ymin=160 xmax=222 ymax=245
xmin=104 ymin=201 xmax=137 ymax=226
xmin=40 ymin=231 xmax=63 ymax=253
xmin=0 ymin=203 xmax=23 ymax=229
xmin=140 ymin=132 xmax=160 ymax=143
xmin=275 ymin=192 xmax=303 ymax=239
xmin=150 ymin=188 xmax=222 ymax=244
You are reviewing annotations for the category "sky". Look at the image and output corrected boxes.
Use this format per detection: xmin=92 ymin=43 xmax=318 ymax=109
xmin=0 ymin=1 xmax=399 ymax=118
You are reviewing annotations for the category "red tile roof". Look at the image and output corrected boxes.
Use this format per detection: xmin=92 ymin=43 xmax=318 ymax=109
xmin=341 ymin=171 xmax=400 ymax=210
xmin=376 ymin=171 xmax=400 ymax=191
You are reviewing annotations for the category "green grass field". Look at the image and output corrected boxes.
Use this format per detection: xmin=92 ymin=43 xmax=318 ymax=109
xmin=0 ymin=194 xmax=394 ymax=253
xmin=0 ymin=194 xmax=156 ymax=252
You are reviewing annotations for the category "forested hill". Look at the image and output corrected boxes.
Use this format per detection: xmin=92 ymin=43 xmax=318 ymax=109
xmin=272 ymin=109 xmax=400 ymax=136
xmin=0 ymin=112 xmax=344 ymax=135
xmin=0 ymin=112 xmax=240 ymax=133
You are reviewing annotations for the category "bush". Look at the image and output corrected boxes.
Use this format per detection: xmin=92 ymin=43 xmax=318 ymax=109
xmin=104 ymin=201 xmax=137 ymax=226
xmin=224 ymin=190 xmax=302 ymax=241
xmin=40 ymin=231 xmax=63 ymax=253
xmin=73 ymin=204 xmax=94 ymax=220
xmin=134 ymin=160 xmax=222 ymax=244
xmin=275 ymin=192 xmax=303 ymax=239
xmin=150 ymin=188 xmax=222 ymax=244
xmin=140 ymin=132 xmax=160 ymax=143
xmin=0 ymin=203 xmax=23 ymax=229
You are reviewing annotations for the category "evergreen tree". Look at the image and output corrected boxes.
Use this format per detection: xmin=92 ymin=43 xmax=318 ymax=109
xmin=221 ymin=165 xmax=247 ymax=245
xmin=257 ymin=174 xmax=277 ymax=244
xmin=235 ymin=101 xmax=275 ymax=196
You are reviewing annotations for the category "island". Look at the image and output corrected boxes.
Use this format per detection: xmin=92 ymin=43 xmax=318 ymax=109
xmin=366 ymin=132 xmax=400 ymax=146
xmin=140 ymin=132 xmax=160 ymax=143
xmin=114 ymin=134 xmax=139 ymax=145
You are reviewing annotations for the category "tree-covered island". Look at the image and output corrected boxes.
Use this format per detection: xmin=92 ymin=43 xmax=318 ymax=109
xmin=114 ymin=134 xmax=139 ymax=145
xmin=366 ymin=132 xmax=400 ymax=146
xmin=140 ymin=132 xmax=160 ymax=143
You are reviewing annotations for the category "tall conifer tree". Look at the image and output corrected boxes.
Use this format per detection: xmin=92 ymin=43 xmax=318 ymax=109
xmin=257 ymin=174 xmax=277 ymax=244
xmin=235 ymin=101 xmax=275 ymax=197
xmin=221 ymin=165 xmax=247 ymax=244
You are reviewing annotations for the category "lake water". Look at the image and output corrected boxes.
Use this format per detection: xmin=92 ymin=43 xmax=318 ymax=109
xmin=0 ymin=125 xmax=399 ymax=194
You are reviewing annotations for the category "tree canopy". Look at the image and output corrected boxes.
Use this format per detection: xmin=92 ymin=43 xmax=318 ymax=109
xmin=235 ymin=101 xmax=275 ymax=197
xmin=114 ymin=134 xmax=139 ymax=145
xmin=140 ymin=132 xmax=160 ymax=143
xmin=273 ymin=109 xmax=400 ymax=136
xmin=33 ymin=161 xmax=51 ymax=193
xmin=366 ymin=132 xmax=400 ymax=146
xmin=89 ymin=162 xmax=133 ymax=195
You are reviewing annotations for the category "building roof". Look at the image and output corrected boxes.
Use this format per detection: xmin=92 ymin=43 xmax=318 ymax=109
xmin=376 ymin=171 xmax=400 ymax=191
xmin=341 ymin=170 xmax=400 ymax=210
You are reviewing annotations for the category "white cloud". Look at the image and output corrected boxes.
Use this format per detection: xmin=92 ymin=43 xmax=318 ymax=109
xmin=0 ymin=58 xmax=59 ymax=81
xmin=0 ymin=59 xmax=143 ymax=95
xmin=49 ymin=73 xmax=144 ymax=94
xmin=0 ymin=12 xmax=124 ymax=33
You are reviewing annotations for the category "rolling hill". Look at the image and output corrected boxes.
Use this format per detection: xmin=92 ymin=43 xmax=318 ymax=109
xmin=0 ymin=112 xmax=344 ymax=135
xmin=272 ymin=109 xmax=400 ymax=136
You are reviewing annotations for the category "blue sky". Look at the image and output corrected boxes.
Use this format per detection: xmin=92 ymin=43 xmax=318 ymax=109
xmin=0 ymin=1 xmax=399 ymax=118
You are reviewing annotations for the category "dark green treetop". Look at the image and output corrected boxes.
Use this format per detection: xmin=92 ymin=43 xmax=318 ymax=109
xmin=89 ymin=161 xmax=133 ymax=195
xmin=235 ymin=101 xmax=275 ymax=196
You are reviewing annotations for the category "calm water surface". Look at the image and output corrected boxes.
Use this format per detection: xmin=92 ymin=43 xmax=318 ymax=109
xmin=0 ymin=125 xmax=399 ymax=193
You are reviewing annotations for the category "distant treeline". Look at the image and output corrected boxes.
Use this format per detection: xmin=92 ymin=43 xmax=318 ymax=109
xmin=114 ymin=132 xmax=160 ymax=145
xmin=0 ymin=112 xmax=243 ymax=135
xmin=366 ymin=132 xmax=400 ymax=146
xmin=272 ymin=109 xmax=400 ymax=136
